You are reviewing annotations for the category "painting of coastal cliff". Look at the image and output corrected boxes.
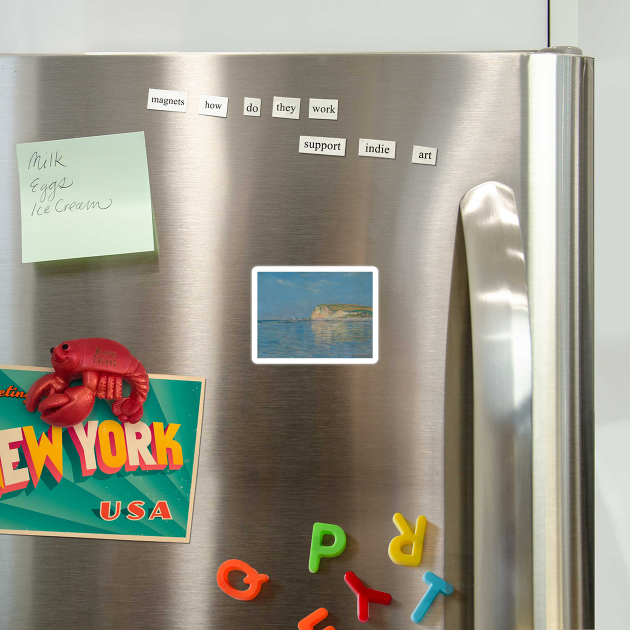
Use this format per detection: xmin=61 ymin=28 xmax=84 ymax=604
xmin=252 ymin=266 xmax=379 ymax=364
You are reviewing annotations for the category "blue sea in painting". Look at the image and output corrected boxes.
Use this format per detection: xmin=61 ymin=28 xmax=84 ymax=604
xmin=257 ymin=319 xmax=373 ymax=359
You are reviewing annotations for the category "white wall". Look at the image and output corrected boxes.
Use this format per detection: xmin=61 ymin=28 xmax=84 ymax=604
xmin=0 ymin=0 xmax=547 ymax=53
xmin=576 ymin=1 xmax=629 ymax=627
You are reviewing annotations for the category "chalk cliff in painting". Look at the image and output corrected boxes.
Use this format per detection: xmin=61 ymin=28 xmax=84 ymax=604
xmin=311 ymin=304 xmax=373 ymax=319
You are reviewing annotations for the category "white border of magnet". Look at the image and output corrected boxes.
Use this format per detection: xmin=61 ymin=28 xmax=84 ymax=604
xmin=252 ymin=266 xmax=379 ymax=365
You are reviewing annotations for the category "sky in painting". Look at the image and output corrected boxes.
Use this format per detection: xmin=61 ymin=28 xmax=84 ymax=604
xmin=257 ymin=272 xmax=373 ymax=320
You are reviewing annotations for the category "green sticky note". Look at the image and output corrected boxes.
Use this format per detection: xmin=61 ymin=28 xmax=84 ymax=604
xmin=16 ymin=132 xmax=155 ymax=263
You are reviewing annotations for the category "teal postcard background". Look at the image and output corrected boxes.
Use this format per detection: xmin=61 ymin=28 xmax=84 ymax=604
xmin=0 ymin=367 xmax=204 ymax=542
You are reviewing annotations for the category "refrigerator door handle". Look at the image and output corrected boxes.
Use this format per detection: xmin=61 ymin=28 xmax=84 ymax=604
xmin=460 ymin=181 xmax=533 ymax=629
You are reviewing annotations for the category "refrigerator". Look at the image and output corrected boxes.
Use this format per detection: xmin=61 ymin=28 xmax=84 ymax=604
xmin=0 ymin=50 xmax=593 ymax=629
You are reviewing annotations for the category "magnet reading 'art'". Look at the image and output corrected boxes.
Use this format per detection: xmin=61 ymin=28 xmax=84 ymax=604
xmin=25 ymin=338 xmax=149 ymax=427
xmin=388 ymin=512 xmax=427 ymax=567
xmin=216 ymin=559 xmax=269 ymax=601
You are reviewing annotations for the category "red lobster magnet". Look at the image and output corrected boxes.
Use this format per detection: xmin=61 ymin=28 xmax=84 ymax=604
xmin=26 ymin=338 xmax=149 ymax=428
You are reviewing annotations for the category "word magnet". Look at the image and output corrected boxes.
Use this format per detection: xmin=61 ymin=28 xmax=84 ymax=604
xmin=308 ymin=98 xmax=338 ymax=120
xmin=411 ymin=572 xmax=454 ymax=624
xmin=344 ymin=571 xmax=392 ymax=622
xmin=198 ymin=95 xmax=228 ymax=118
xmin=147 ymin=88 xmax=187 ymax=112
xmin=244 ymin=97 xmax=261 ymax=117
xmin=388 ymin=512 xmax=427 ymax=567
xmin=411 ymin=145 xmax=438 ymax=165
xmin=299 ymin=136 xmax=346 ymax=157
xmin=309 ymin=522 xmax=346 ymax=573
xmin=216 ymin=559 xmax=269 ymax=601
xmin=272 ymin=96 xmax=300 ymax=119
xmin=358 ymin=138 xmax=396 ymax=159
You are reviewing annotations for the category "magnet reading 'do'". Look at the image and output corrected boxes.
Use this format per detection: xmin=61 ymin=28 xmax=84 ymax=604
xmin=26 ymin=338 xmax=149 ymax=427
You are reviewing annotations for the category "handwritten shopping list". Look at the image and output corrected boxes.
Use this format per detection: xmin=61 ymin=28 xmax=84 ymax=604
xmin=16 ymin=132 xmax=154 ymax=263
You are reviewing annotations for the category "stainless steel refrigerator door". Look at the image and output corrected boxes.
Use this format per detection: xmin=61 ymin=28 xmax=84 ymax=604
xmin=0 ymin=52 xmax=593 ymax=629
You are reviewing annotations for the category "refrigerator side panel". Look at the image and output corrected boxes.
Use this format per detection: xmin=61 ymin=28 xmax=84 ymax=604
xmin=526 ymin=52 xmax=595 ymax=630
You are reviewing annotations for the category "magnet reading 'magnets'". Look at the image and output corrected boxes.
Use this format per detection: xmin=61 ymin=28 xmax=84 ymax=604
xmin=26 ymin=338 xmax=149 ymax=428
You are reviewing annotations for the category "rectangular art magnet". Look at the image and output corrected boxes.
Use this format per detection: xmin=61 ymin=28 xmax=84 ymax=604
xmin=0 ymin=367 xmax=205 ymax=543
xmin=16 ymin=132 xmax=155 ymax=263
xmin=252 ymin=266 xmax=379 ymax=364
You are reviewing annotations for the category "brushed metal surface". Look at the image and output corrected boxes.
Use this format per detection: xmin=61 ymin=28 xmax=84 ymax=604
xmin=0 ymin=52 xmax=593 ymax=629
xmin=527 ymin=52 xmax=595 ymax=629
xmin=460 ymin=182 xmax=533 ymax=630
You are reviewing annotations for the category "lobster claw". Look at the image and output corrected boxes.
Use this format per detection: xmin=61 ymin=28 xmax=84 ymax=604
xmin=112 ymin=398 xmax=144 ymax=424
xmin=37 ymin=386 xmax=96 ymax=428
xmin=25 ymin=373 xmax=67 ymax=413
